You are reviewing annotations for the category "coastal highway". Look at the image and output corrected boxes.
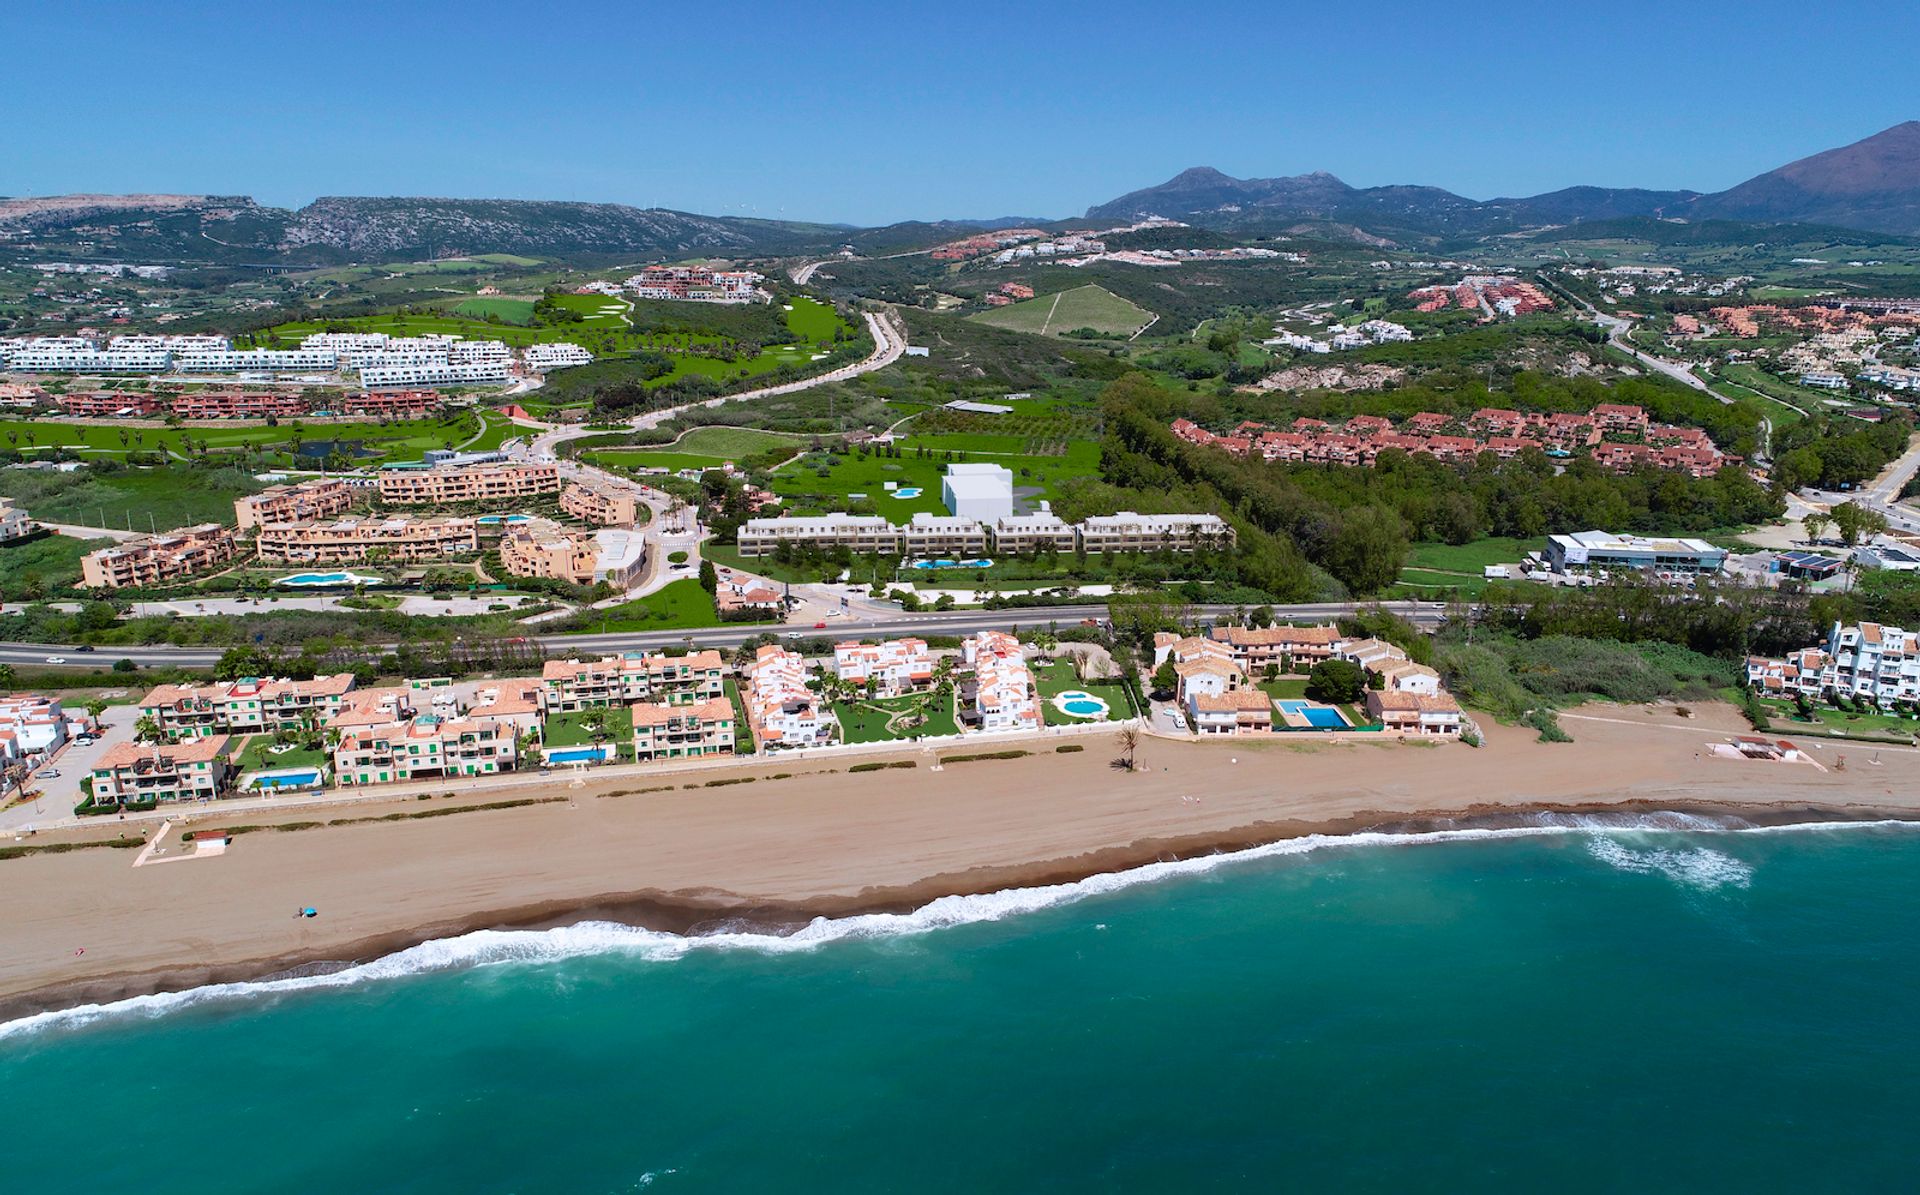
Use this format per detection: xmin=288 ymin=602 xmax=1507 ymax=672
xmin=0 ymin=601 xmax=1447 ymax=669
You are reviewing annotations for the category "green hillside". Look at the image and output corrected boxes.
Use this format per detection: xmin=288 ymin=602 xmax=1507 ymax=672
xmin=969 ymin=284 xmax=1154 ymax=338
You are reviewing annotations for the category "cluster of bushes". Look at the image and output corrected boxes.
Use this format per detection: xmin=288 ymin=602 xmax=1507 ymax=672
xmin=848 ymin=759 xmax=918 ymax=773
xmin=938 ymin=750 xmax=1031 ymax=764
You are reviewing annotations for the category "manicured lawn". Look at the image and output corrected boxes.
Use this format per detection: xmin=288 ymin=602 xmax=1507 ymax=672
xmin=574 ymin=578 xmax=728 ymax=632
xmin=832 ymin=690 xmax=958 ymax=743
xmin=1033 ymin=659 xmax=1134 ymax=724
xmin=591 ymin=427 xmax=805 ymax=473
xmin=1758 ymin=697 xmax=1918 ymax=741
xmin=724 ymin=678 xmax=756 ymax=754
xmin=1404 ymin=537 xmax=1538 ymax=573
xmin=233 ymin=735 xmax=328 ymax=773
xmin=0 ymin=412 xmax=487 ymax=467
xmin=784 ymin=296 xmax=841 ymax=343
xmin=970 ymin=284 xmax=1154 ymax=337
xmin=770 ymin=440 xmax=1101 ymax=518
xmin=1257 ymin=678 xmax=1311 ymax=700
xmin=543 ymin=706 xmax=634 ymax=748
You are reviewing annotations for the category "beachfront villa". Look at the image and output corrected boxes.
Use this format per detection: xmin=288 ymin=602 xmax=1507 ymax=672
xmin=540 ymin=652 xmax=726 ymax=713
xmin=1208 ymin=624 xmax=1342 ymax=670
xmin=1191 ymin=689 xmax=1276 ymax=734
xmin=331 ymin=714 xmax=517 ymax=786
xmin=138 ymin=675 xmax=357 ymax=742
xmin=90 ymin=737 xmax=231 ymax=805
xmin=743 ymin=645 xmax=834 ymax=749
xmin=833 ymin=638 xmax=934 ymax=697
xmin=631 ymin=699 xmax=736 ymax=762
xmin=962 ymin=631 xmax=1041 ymax=733
xmin=1364 ymin=689 xmax=1464 ymax=736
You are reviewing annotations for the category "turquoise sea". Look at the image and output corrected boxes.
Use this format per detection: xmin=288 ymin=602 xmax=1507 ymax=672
xmin=4 ymin=818 xmax=1917 ymax=1193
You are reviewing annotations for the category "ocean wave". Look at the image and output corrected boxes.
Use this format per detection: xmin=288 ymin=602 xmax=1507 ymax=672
xmin=3 ymin=814 xmax=1911 ymax=1041
xmin=1583 ymin=835 xmax=1753 ymax=890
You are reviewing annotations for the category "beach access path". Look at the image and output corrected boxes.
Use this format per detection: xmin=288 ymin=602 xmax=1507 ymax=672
xmin=4 ymin=701 xmax=1918 ymax=1018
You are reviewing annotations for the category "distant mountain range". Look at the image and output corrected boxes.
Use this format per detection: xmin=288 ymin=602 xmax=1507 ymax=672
xmin=0 ymin=194 xmax=845 ymax=265
xmin=6 ymin=123 xmax=1920 ymax=266
xmin=1085 ymin=122 xmax=1920 ymax=240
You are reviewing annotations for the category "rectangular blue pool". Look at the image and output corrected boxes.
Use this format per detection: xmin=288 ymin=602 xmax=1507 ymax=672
xmin=546 ymin=745 xmax=614 ymax=764
xmin=253 ymin=770 xmax=321 ymax=789
xmin=1276 ymin=699 xmax=1349 ymax=729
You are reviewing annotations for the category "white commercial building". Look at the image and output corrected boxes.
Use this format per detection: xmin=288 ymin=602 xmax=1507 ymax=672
xmin=941 ymin=463 xmax=1016 ymax=521
xmin=1544 ymin=531 xmax=1727 ymax=575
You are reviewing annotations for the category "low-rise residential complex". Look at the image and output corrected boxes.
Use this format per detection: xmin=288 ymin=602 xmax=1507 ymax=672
xmin=332 ymin=715 xmax=518 ymax=786
xmin=1206 ymin=623 xmax=1342 ymax=671
xmin=735 ymin=510 xmax=1234 ymax=558
xmin=376 ymin=460 xmax=561 ymax=505
xmin=631 ymin=699 xmax=736 ymax=762
xmin=834 ymin=638 xmax=934 ymax=697
xmin=234 ymin=478 xmax=354 ymax=530
xmin=560 ymin=478 xmax=643 ymax=526
xmin=523 ymin=343 xmax=595 ymax=372
xmin=539 ymin=651 xmax=726 ymax=712
xmin=625 ymin=265 xmax=767 ymax=304
xmin=1171 ymin=403 xmax=1742 ymax=478
xmin=254 ymin=515 xmax=480 ymax=564
xmin=743 ymin=645 xmax=833 ymax=749
xmin=500 ymin=521 xmax=647 ymax=588
xmin=90 ymin=737 xmax=230 ymax=805
xmin=80 ymin=523 xmax=236 ymax=589
xmin=962 ymin=631 xmax=1041 ymax=733
xmin=1748 ymin=621 xmax=1920 ymax=704
xmin=138 ymin=674 xmax=357 ymax=741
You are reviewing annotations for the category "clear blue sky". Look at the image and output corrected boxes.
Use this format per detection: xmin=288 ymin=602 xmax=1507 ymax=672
xmin=7 ymin=1 xmax=1918 ymax=226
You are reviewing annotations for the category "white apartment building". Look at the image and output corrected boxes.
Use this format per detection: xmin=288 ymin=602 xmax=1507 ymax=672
xmin=962 ymin=630 xmax=1040 ymax=733
xmin=834 ymin=638 xmax=934 ymax=696
xmin=990 ymin=512 xmax=1078 ymax=555
xmin=110 ymin=334 xmax=231 ymax=353
xmin=448 ymin=340 xmax=512 ymax=366
xmin=358 ymin=361 xmax=510 ymax=388
xmin=524 ymin=342 xmax=595 ymax=371
xmin=737 ymin=514 xmax=903 ymax=557
xmin=901 ymin=512 xmax=990 ymax=558
xmin=743 ymin=645 xmax=833 ymax=749
xmin=174 ymin=349 xmax=339 ymax=373
xmin=1075 ymin=512 xmax=1236 ymax=553
xmin=8 ymin=345 xmax=170 ymax=373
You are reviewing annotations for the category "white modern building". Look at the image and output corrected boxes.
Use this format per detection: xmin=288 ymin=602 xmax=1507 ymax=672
xmin=174 ymin=349 xmax=339 ymax=374
xmin=1544 ymin=531 xmax=1727 ymax=575
xmin=524 ymin=342 xmax=595 ymax=371
xmin=358 ymin=361 xmax=511 ymax=388
xmin=941 ymin=463 xmax=1016 ymax=521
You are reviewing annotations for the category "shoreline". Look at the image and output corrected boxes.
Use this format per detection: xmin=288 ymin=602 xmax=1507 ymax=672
xmin=6 ymin=701 xmax=1920 ymax=1027
xmin=4 ymin=797 xmax=1913 ymax=1028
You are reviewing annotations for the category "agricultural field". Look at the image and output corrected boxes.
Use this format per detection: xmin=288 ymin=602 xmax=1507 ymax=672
xmin=970 ymin=284 xmax=1155 ymax=338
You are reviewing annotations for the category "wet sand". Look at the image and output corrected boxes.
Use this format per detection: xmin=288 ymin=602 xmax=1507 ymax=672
xmin=3 ymin=703 xmax=1915 ymax=1021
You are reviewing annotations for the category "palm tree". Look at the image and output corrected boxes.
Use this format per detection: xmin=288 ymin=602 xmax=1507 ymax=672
xmin=1114 ymin=725 xmax=1140 ymax=772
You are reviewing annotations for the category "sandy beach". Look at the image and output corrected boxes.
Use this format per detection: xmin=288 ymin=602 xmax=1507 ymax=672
xmin=4 ymin=701 xmax=1916 ymax=1020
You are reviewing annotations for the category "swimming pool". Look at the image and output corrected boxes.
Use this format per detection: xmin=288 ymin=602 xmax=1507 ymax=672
xmin=1276 ymin=699 xmax=1349 ymax=729
xmin=908 ymin=558 xmax=993 ymax=570
xmin=545 ymin=745 xmax=615 ymax=765
xmin=1050 ymin=690 xmax=1111 ymax=719
xmin=477 ymin=514 xmax=532 ymax=526
xmin=251 ymin=769 xmax=322 ymax=789
xmin=891 ymin=487 xmax=923 ymax=499
xmin=276 ymin=572 xmax=382 ymax=587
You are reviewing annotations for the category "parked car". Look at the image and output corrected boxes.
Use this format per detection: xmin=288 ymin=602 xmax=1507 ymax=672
xmin=40 ymin=769 xmax=60 ymax=779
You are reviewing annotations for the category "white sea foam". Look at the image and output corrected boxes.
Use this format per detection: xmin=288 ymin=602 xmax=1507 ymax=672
xmin=1583 ymin=835 xmax=1754 ymax=890
xmin=2 ymin=814 xmax=1911 ymax=1041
